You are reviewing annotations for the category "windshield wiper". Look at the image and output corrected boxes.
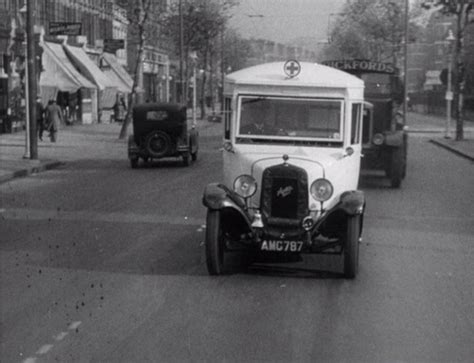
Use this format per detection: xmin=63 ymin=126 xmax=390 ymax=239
xmin=242 ymin=96 xmax=268 ymax=105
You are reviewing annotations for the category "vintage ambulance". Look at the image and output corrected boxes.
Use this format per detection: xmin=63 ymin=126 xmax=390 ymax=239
xmin=202 ymin=60 xmax=366 ymax=278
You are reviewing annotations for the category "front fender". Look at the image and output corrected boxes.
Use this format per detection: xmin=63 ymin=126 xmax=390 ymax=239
xmin=384 ymin=131 xmax=404 ymax=147
xmin=339 ymin=190 xmax=365 ymax=215
xmin=202 ymin=183 xmax=252 ymax=226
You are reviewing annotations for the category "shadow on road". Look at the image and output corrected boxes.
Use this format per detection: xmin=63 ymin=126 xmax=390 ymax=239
xmin=359 ymin=173 xmax=393 ymax=189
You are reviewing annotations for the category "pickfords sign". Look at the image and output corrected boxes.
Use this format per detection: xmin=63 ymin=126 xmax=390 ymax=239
xmin=49 ymin=22 xmax=82 ymax=36
xmin=322 ymin=60 xmax=396 ymax=74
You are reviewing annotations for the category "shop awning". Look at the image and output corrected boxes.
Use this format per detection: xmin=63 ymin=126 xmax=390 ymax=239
xmin=64 ymin=45 xmax=118 ymax=108
xmin=40 ymin=42 xmax=95 ymax=92
xmin=101 ymin=53 xmax=133 ymax=94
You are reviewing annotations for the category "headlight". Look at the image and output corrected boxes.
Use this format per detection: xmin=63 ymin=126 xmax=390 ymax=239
xmin=372 ymin=133 xmax=384 ymax=145
xmin=233 ymin=174 xmax=257 ymax=198
xmin=310 ymin=178 xmax=333 ymax=202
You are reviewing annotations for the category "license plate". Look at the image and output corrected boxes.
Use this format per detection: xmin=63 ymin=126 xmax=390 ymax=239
xmin=260 ymin=240 xmax=304 ymax=252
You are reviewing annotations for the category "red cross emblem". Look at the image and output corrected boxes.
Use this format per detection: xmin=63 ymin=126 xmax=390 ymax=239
xmin=284 ymin=60 xmax=301 ymax=78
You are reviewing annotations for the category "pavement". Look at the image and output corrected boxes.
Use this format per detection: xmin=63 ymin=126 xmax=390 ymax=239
xmin=407 ymin=111 xmax=474 ymax=162
xmin=0 ymin=115 xmax=221 ymax=184
xmin=1 ymin=111 xmax=473 ymax=184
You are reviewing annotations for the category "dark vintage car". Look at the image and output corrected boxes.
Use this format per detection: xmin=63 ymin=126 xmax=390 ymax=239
xmin=323 ymin=60 xmax=408 ymax=188
xmin=128 ymin=103 xmax=199 ymax=168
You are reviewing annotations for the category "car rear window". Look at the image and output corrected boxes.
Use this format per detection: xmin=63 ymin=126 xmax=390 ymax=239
xmin=146 ymin=110 xmax=168 ymax=121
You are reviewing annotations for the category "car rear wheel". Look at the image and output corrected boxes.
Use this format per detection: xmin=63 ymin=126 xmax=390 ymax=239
xmin=145 ymin=131 xmax=171 ymax=158
xmin=205 ymin=210 xmax=226 ymax=275
xmin=130 ymin=157 xmax=139 ymax=169
xmin=343 ymin=215 xmax=361 ymax=279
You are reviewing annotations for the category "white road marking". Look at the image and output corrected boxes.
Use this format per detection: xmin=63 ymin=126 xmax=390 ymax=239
xmin=54 ymin=331 xmax=68 ymax=341
xmin=23 ymin=358 xmax=37 ymax=363
xmin=68 ymin=321 xmax=82 ymax=330
xmin=36 ymin=344 xmax=54 ymax=355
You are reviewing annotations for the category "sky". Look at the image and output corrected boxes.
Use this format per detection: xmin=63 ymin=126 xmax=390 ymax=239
xmin=229 ymin=0 xmax=347 ymax=45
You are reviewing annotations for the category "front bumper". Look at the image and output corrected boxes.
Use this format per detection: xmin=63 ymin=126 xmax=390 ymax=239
xmin=202 ymin=183 xmax=365 ymax=254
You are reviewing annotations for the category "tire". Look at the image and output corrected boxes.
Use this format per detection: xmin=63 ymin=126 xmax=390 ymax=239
xmin=389 ymin=148 xmax=404 ymax=188
xmin=343 ymin=215 xmax=361 ymax=279
xmin=191 ymin=150 xmax=198 ymax=161
xmin=182 ymin=152 xmax=190 ymax=166
xmin=130 ymin=157 xmax=139 ymax=169
xmin=144 ymin=131 xmax=171 ymax=158
xmin=205 ymin=210 xmax=226 ymax=275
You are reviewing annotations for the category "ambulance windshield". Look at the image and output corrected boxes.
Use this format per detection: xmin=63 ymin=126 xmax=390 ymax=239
xmin=237 ymin=96 xmax=343 ymax=141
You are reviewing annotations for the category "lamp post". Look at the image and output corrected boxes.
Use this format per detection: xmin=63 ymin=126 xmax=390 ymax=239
xmin=189 ymin=51 xmax=198 ymax=127
xmin=20 ymin=4 xmax=38 ymax=159
xmin=445 ymin=29 xmax=455 ymax=139
xmin=179 ymin=0 xmax=185 ymax=104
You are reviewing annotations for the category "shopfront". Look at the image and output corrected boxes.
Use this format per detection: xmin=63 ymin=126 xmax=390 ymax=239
xmin=40 ymin=41 xmax=96 ymax=124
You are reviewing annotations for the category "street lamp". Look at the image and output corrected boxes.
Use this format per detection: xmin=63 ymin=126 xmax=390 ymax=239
xmin=445 ymin=29 xmax=455 ymax=139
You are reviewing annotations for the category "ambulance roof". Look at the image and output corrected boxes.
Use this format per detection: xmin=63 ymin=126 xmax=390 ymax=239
xmin=225 ymin=61 xmax=364 ymax=90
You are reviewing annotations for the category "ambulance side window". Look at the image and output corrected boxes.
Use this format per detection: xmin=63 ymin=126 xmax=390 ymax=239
xmin=351 ymin=103 xmax=362 ymax=144
xmin=224 ymin=97 xmax=232 ymax=140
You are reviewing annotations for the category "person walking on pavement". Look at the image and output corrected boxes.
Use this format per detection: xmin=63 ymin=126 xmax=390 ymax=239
xmin=113 ymin=94 xmax=127 ymax=123
xmin=36 ymin=97 xmax=45 ymax=141
xmin=44 ymin=99 xmax=63 ymax=142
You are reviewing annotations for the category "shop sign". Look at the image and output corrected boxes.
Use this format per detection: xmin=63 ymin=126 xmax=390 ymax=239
xmin=322 ymin=60 xmax=396 ymax=74
xmin=49 ymin=22 xmax=82 ymax=36
xmin=104 ymin=39 xmax=125 ymax=53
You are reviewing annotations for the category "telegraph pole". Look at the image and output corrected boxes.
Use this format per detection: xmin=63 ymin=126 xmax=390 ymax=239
xmin=26 ymin=1 xmax=37 ymax=159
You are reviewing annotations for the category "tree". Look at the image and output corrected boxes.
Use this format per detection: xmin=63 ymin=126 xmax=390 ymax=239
xmin=324 ymin=0 xmax=421 ymax=67
xmin=161 ymin=0 xmax=237 ymax=118
xmin=422 ymin=0 xmax=474 ymax=141
xmin=116 ymin=0 xmax=166 ymax=139
xmin=222 ymin=28 xmax=252 ymax=73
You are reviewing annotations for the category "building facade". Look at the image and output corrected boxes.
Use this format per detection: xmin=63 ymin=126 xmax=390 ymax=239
xmin=0 ymin=0 xmax=152 ymax=132
xmin=245 ymin=38 xmax=317 ymax=67
xmin=408 ymin=12 xmax=474 ymax=114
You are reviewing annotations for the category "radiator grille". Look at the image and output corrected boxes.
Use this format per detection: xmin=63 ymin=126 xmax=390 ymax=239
xmin=261 ymin=164 xmax=308 ymax=225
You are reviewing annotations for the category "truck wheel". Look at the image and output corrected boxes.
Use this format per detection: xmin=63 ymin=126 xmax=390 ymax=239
xmin=145 ymin=131 xmax=171 ymax=158
xmin=191 ymin=150 xmax=198 ymax=161
xmin=390 ymin=148 xmax=404 ymax=188
xmin=344 ymin=215 xmax=361 ymax=279
xmin=130 ymin=157 xmax=139 ymax=169
xmin=205 ymin=210 xmax=226 ymax=275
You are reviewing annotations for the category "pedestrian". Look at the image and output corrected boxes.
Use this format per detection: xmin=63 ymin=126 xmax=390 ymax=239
xmin=44 ymin=99 xmax=63 ymax=142
xmin=36 ymin=97 xmax=45 ymax=141
xmin=113 ymin=94 xmax=127 ymax=123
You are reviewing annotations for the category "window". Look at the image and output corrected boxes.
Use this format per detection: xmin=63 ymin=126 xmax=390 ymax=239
xmin=351 ymin=103 xmax=362 ymax=144
xmin=147 ymin=111 xmax=168 ymax=121
xmin=360 ymin=73 xmax=391 ymax=95
xmin=238 ymin=96 xmax=343 ymax=141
